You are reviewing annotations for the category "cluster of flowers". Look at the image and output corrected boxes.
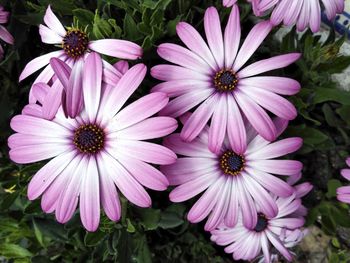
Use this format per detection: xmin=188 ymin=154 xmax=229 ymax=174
xmin=3 ymin=1 xmax=348 ymax=262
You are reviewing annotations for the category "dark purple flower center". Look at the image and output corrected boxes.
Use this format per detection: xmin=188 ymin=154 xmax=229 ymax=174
xmin=219 ymin=151 xmax=245 ymax=176
xmin=214 ymin=69 xmax=238 ymax=92
xmin=254 ymin=213 xmax=268 ymax=232
xmin=74 ymin=124 xmax=104 ymax=154
xmin=62 ymin=29 xmax=88 ymax=58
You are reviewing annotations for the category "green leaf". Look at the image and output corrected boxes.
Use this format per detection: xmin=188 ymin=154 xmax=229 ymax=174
xmin=0 ymin=244 xmax=32 ymax=258
xmin=32 ymin=218 xmax=45 ymax=247
xmin=73 ymin=8 xmax=94 ymax=27
xmin=138 ymin=208 xmax=161 ymax=231
xmin=123 ymin=14 xmax=139 ymax=40
xmin=287 ymin=125 xmax=329 ymax=146
xmin=159 ymin=204 xmax=186 ymax=229
xmin=326 ymin=179 xmax=342 ymax=198
xmin=84 ymin=230 xmax=106 ymax=246
xmin=313 ymin=87 xmax=350 ymax=106
xmin=92 ymin=11 xmax=113 ymax=39
xmin=126 ymin=218 xmax=136 ymax=233
xmin=167 ymin=15 xmax=181 ymax=36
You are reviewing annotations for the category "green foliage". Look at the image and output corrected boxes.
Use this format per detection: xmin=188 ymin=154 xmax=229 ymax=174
xmin=0 ymin=0 xmax=350 ymax=261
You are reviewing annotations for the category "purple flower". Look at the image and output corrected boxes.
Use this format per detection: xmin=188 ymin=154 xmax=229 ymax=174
xmin=19 ymin=5 xmax=142 ymax=85
xmin=254 ymin=0 xmax=345 ymax=33
xmin=151 ymin=6 xmax=300 ymax=154
xmin=8 ymin=53 xmax=177 ymax=231
xmin=210 ymin=192 xmax=306 ymax=262
xmin=223 ymin=0 xmax=238 ymax=7
xmin=337 ymin=157 xmax=350 ymax=204
xmin=0 ymin=5 xmax=14 ymax=60
xmin=162 ymin=114 xmax=303 ymax=231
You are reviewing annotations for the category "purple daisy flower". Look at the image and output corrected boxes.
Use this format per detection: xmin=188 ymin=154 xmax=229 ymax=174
xmin=162 ymin=114 xmax=303 ymax=231
xmin=254 ymin=0 xmax=345 ymax=33
xmin=337 ymin=157 xmax=350 ymax=204
xmin=8 ymin=52 xmax=177 ymax=231
xmin=0 ymin=5 xmax=14 ymax=60
xmin=210 ymin=193 xmax=306 ymax=262
xmin=151 ymin=5 xmax=301 ymax=154
xmin=19 ymin=5 xmax=142 ymax=90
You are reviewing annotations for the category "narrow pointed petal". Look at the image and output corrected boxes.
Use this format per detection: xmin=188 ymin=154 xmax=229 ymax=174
xmin=89 ymin=39 xmax=142 ymax=60
xmin=226 ymin=94 xmax=247 ymax=154
xmin=80 ymin=157 xmax=100 ymax=232
xmin=43 ymin=5 xmax=66 ymax=36
xmin=19 ymin=50 xmax=65 ymax=81
xmin=113 ymin=93 xmax=169 ymax=130
xmin=83 ymin=52 xmax=102 ymax=122
xmin=176 ymin=22 xmax=217 ymax=70
xmin=99 ymin=63 xmax=146 ymax=123
xmin=181 ymin=94 xmax=218 ymax=142
xmin=233 ymin=21 xmax=272 ymax=71
xmin=204 ymin=7 xmax=224 ymax=68
xmin=65 ymin=58 xmax=84 ymax=118
xmin=208 ymin=95 xmax=227 ymax=154
xmin=224 ymin=5 xmax=241 ymax=68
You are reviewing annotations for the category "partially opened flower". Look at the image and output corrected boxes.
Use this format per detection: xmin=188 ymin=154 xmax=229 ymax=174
xmin=254 ymin=0 xmax=345 ymax=33
xmin=8 ymin=52 xmax=177 ymax=231
xmin=19 ymin=5 xmax=142 ymax=85
xmin=210 ymin=193 xmax=305 ymax=262
xmin=0 ymin=5 xmax=14 ymax=60
xmin=151 ymin=6 xmax=300 ymax=153
xmin=29 ymin=57 xmax=128 ymax=120
xmin=162 ymin=114 xmax=302 ymax=231
xmin=337 ymin=157 xmax=350 ymax=204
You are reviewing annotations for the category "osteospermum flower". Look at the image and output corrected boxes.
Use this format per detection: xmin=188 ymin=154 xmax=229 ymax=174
xmin=9 ymin=52 xmax=177 ymax=231
xmin=254 ymin=0 xmax=345 ymax=33
xmin=0 ymin=5 xmax=14 ymax=60
xmin=210 ymin=193 xmax=305 ymax=262
xmin=19 ymin=5 xmax=142 ymax=85
xmin=337 ymin=157 xmax=350 ymax=204
xmin=151 ymin=6 xmax=300 ymax=153
xmin=162 ymin=114 xmax=303 ymax=231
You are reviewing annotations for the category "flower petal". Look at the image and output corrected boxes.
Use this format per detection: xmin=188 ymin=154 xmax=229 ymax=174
xmin=79 ymin=157 xmax=100 ymax=231
xmin=176 ymin=22 xmax=217 ymax=70
xmin=100 ymin=151 xmax=151 ymax=207
xmin=19 ymin=50 xmax=65 ymax=81
xmin=238 ymin=53 xmax=301 ymax=78
xmin=233 ymin=21 xmax=272 ymax=72
xmin=157 ymin=43 xmax=210 ymax=74
xmin=208 ymin=95 xmax=227 ymax=154
xmin=111 ymin=117 xmax=177 ymax=141
xmin=224 ymin=5 xmax=241 ymax=68
xmin=39 ymin=24 xmax=63 ymax=44
xmin=112 ymin=92 xmax=169 ymax=131
xmin=89 ymin=39 xmax=142 ymax=60
xmin=83 ymin=52 xmax=102 ymax=122
xmin=204 ymin=7 xmax=224 ymax=68
xmin=98 ymin=63 xmax=146 ymax=124
xmin=226 ymin=94 xmax=247 ymax=154
xmin=181 ymin=94 xmax=218 ymax=142
xmin=109 ymin=140 xmax=177 ymax=165
xmin=43 ymin=5 xmax=66 ymax=36
xmin=239 ymin=76 xmax=300 ymax=95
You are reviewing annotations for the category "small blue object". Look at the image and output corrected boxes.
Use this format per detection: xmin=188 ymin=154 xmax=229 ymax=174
xmin=322 ymin=1 xmax=350 ymax=37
